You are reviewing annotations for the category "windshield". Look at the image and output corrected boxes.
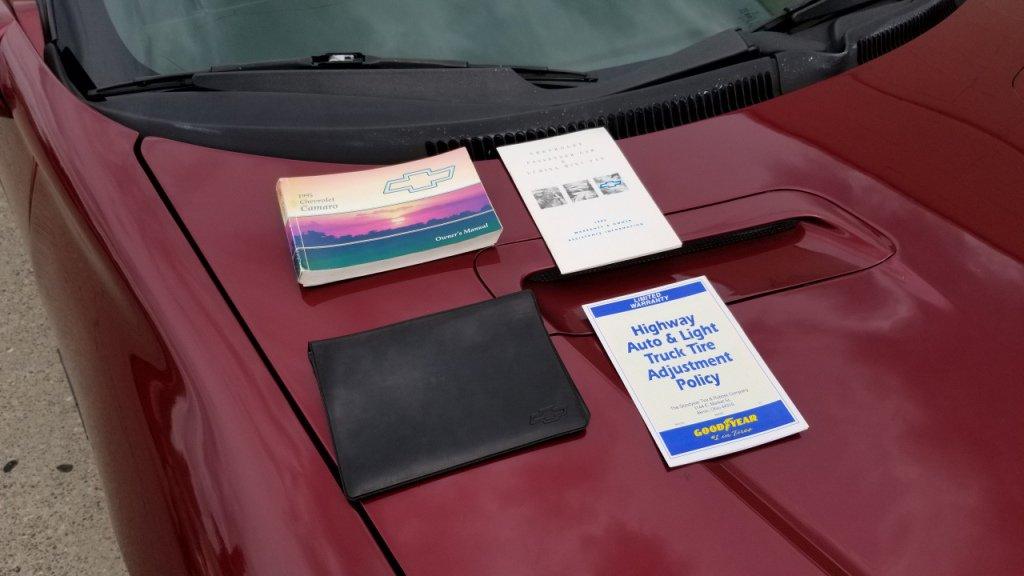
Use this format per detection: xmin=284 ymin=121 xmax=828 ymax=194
xmin=96 ymin=0 xmax=790 ymax=75
xmin=51 ymin=0 xmax=957 ymax=165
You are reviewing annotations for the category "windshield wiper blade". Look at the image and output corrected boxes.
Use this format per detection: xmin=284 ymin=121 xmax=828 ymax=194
xmin=86 ymin=53 xmax=463 ymax=97
xmin=87 ymin=52 xmax=594 ymax=98
xmin=211 ymin=52 xmax=471 ymax=72
xmin=87 ymin=72 xmax=197 ymax=98
xmin=213 ymin=52 xmax=594 ymax=82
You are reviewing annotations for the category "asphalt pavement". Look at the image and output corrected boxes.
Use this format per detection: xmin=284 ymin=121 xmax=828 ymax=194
xmin=0 ymin=191 xmax=128 ymax=575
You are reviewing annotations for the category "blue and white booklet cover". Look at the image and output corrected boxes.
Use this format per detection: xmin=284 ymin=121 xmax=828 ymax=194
xmin=497 ymin=128 xmax=680 ymax=274
xmin=584 ymin=277 xmax=808 ymax=466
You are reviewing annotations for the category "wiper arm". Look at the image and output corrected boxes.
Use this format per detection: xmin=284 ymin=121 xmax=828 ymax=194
xmin=214 ymin=53 xmax=594 ymax=82
xmin=212 ymin=52 xmax=470 ymax=72
xmin=87 ymin=52 xmax=594 ymax=98
xmin=758 ymin=0 xmax=879 ymax=30
xmin=87 ymin=72 xmax=197 ymax=98
xmin=506 ymin=65 xmax=595 ymax=84
xmin=221 ymin=53 xmax=598 ymax=83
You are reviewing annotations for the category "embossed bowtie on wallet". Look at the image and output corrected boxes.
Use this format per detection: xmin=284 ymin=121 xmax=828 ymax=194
xmin=309 ymin=290 xmax=590 ymax=499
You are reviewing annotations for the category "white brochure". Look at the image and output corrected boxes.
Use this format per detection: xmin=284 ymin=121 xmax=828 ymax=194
xmin=584 ymin=277 xmax=808 ymax=466
xmin=497 ymin=128 xmax=681 ymax=274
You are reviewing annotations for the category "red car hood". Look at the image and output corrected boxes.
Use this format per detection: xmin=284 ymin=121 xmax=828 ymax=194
xmin=141 ymin=2 xmax=1024 ymax=573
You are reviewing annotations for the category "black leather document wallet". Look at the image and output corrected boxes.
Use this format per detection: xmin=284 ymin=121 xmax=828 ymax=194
xmin=309 ymin=291 xmax=590 ymax=500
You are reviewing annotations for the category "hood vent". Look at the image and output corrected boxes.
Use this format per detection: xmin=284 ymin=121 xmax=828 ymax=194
xmin=426 ymin=71 xmax=775 ymax=160
xmin=857 ymin=0 xmax=957 ymax=64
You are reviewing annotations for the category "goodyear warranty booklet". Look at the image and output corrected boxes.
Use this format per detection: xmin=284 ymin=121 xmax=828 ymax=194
xmin=497 ymin=128 xmax=680 ymax=274
xmin=584 ymin=277 xmax=807 ymax=466
xmin=277 ymin=148 xmax=501 ymax=286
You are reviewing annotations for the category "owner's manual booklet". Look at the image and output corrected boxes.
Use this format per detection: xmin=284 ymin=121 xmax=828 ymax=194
xmin=277 ymin=148 xmax=501 ymax=286
xmin=497 ymin=128 xmax=680 ymax=274
xmin=584 ymin=277 xmax=807 ymax=466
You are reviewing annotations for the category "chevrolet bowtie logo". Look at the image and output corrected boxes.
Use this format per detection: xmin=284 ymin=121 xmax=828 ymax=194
xmin=529 ymin=405 xmax=566 ymax=425
xmin=382 ymin=165 xmax=455 ymax=194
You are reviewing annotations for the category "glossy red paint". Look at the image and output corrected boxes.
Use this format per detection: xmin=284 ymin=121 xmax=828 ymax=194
xmin=0 ymin=9 xmax=390 ymax=576
xmin=138 ymin=1 xmax=1024 ymax=574
xmin=10 ymin=1 xmax=42 ymax=55
xmin=2 ymin=1 xmax=1023 ymax=575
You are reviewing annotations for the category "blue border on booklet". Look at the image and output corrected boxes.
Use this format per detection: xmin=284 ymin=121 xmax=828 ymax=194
xmin=589 ymin=281 xmax=706 ymax=318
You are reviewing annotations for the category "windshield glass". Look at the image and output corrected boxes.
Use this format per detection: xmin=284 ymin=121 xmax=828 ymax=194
xmin=97 ymin=0 xmax=790 ymax=74
xmin=52 ymin=0 xmax=956 ymax=165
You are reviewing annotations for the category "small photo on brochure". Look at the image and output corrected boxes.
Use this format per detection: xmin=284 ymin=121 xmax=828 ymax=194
xmin=594 ymin=173 xmax=628 ymax=195
xmin=532 ymin=187 xmax=568 ymax=209
xmin=564 ymin=180 xmax=599 ymax=203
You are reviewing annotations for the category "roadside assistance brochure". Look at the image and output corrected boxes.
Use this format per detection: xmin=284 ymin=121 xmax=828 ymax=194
xmin=583 ymin=277 xmax=807 ymax=466
xmin=497 ymin=128 xmax=680 ymax=274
